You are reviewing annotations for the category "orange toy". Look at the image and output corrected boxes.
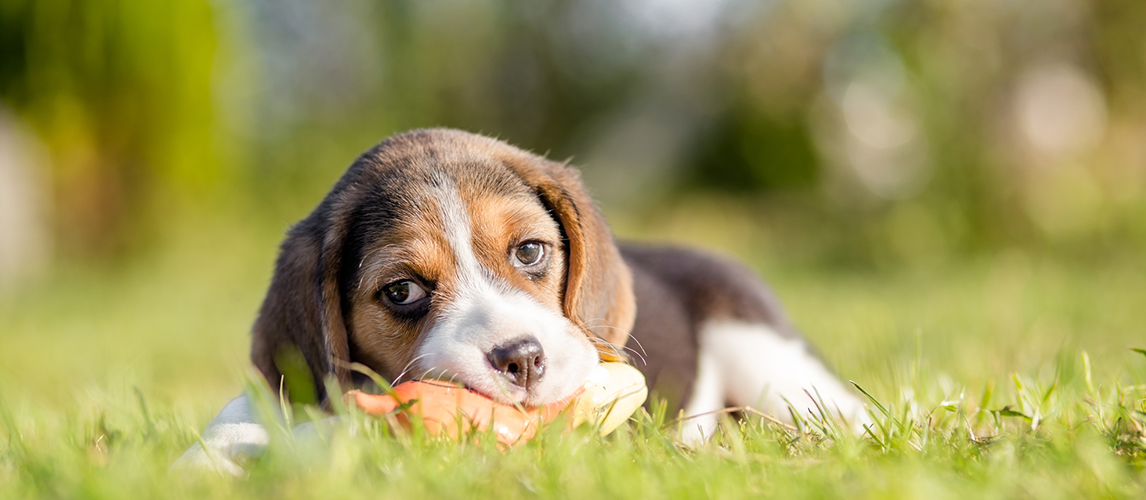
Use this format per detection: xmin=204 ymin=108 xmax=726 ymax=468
xmin=350 ymin=362 xmax=648 ymax=445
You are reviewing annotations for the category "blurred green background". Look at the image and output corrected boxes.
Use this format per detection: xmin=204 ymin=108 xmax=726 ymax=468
xmin=1 ymin=0 xmax=1144 ymax=412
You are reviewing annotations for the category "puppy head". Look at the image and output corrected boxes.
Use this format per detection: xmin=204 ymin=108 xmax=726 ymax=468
xmin=251 ymin=129 xmax=636 ymax=406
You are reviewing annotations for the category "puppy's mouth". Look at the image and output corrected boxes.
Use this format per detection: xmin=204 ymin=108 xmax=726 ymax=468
xmin=411 ymin=347 xmax=595 ymax=408
xmin=408 ymin=374 xmax=535 ymax=407
xmin=454 ymin=365 xmax=552 ymax=407
xmin=472 ymin=379 xmax=532 ymax=406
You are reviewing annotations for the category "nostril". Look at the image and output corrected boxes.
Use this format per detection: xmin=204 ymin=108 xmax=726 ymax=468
xmin=487 ymin=336 xmax=546 ymax=389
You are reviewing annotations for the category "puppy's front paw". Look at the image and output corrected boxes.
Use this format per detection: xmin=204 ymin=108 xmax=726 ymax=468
xmin=172 ymin=420 xmax=269 ymax=476
xmin=171 ymin=441 xmax=247 ymax=477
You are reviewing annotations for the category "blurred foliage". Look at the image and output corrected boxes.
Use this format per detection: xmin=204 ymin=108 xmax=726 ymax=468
xmin=0 ymin=0 xmax=221 ymax=257
xmin=1 ymin=0 xmax=1145 ymax=267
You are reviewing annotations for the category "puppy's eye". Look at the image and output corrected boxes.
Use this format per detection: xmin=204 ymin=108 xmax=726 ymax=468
xmin=383 ymin=280 xmax=428 ymax=306
xmin=513 ymin=242 xmax=545 ymax=267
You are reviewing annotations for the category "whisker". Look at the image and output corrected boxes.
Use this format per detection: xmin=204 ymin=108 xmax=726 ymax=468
xmin=415 ymin=368 xmax=437 ymax=382
xmin=397 ymin=353 xmax=430 ymax=376
xmin=585 ymin=335 xmax=644 ymax=365
xmin=393 ymin=353 xmax=432 ymax=385
xmin=619 ymin=345 xmax=647 ymax=365
xmin=583 ymin=320 xmax=650 ymax=360
xmin=596 ymin=337 xmax=647 ymax=365
xmin=437 ymin=369 xmax=459 ymax=385
xmin=625 ymin=334 xmax=650 ymax=359
xmin=579 ymin=317 xmax=649 ymax=365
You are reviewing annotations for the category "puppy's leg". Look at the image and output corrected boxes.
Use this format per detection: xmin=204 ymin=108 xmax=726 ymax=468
xmin=678 ymin=347 xmax=726 ymax=446
xmin=172 ymin=395 xmax=270 ymax=476
xmin=699 ymin=321 xmax=869 ymax=433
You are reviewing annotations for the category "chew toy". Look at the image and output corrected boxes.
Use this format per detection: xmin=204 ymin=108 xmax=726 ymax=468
xmin=350 ymin=362 xmax=647 ymax=444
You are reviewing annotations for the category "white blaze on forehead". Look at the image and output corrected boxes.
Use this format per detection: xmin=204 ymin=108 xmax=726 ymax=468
xmin=413 ymin=174 xmax=597 ymax=406
xmin=433 ymin=176 xmax=492 ymax=292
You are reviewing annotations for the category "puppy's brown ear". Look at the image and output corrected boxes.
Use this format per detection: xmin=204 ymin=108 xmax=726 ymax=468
xmin=250 ymin=212 xmax=352 ymax=404
xmin=506 ymin=157 xmax=637 ymax=361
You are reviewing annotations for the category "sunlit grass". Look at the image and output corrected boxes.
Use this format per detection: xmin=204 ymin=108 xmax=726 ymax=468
xmin=1 ymin=358 xmax=1143 ymax=498
xmin=2 ymin=217 xmax=1145 ymax=498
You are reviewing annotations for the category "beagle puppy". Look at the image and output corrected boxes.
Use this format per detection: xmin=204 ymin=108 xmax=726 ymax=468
xmin=176 ymin=129 xmax=865 ymax=473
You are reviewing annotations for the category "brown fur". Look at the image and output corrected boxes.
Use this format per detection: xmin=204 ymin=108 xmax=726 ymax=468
xmin=250 ymin=129 xmax=636 ymax=403
xmin=344 ymin=186 xmax=567 ymax=382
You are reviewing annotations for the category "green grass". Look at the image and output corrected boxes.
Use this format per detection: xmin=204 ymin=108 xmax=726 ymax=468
xmin=2 ymin=216 xmax=1145 ymax=498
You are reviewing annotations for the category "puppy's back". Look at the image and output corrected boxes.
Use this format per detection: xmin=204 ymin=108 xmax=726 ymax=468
xmin=620 ymin=243 xmax=805 ymax=412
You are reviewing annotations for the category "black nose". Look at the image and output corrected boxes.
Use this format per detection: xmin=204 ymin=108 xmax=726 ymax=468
xmin=486 ymin=337 xmax=546 ymax=389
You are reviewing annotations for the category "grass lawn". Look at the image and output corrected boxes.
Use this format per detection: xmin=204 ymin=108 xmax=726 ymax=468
xmin=2 ymin=217 xmax=1145 ymax=499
